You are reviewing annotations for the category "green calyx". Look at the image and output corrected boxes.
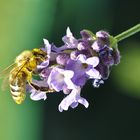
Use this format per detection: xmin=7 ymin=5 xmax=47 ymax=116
xmin=109 ymin=36 xmax=118 ymax=49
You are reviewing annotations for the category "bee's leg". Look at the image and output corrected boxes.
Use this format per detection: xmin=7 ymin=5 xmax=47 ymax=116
xmin=26 ymin=73 xmax=41 ymax=91
xmin=26 ymin=72 xmax=34 ymax=87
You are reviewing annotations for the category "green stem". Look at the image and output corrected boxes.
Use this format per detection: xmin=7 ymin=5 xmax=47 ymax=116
xmin=114 ymin=23 xmax=140 ymax=42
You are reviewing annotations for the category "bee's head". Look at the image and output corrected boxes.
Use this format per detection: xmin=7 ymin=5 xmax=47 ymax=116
xmin=32 ymin=48 xmax=47 ymax=61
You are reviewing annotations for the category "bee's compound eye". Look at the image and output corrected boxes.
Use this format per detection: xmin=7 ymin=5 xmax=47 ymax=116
xmin=34 ymin=50 xmax=47 ymax=59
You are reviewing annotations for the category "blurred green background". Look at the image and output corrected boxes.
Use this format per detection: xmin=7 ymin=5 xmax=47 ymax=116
xmin=0 ymin=0 xmax=140 ymax=140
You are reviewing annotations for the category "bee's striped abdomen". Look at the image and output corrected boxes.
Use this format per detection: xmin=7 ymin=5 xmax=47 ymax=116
xmin=9 ymin=68 xmax=27 ymax=104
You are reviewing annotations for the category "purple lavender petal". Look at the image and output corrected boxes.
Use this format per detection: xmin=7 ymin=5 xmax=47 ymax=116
xmin=37 ymin=60 xmax=49 ymax=69
xmin=47 ymin=68 xmax=65 ymax=92
xmin=52 ymin=44 xmax=67 ymax=53
xmin=37 ymin=39 xmax=52 ymax=69
xmin=43 ymin=39 xmax=51 ymax=55
xmin=49 ymin=52 xmax=58 ymax=62
xmin=47 ymin=68 xmax=75 ymax=92
xmin=30 ymin=90 xmax=47 ymax=101
xmin=91 ymin=41 xmax=100 ymax=52
xmin=63 ymin=88 xmax=71 ymax=95
xmin=85 ymin=56 xmax=99 ymax=67
xmin=70 ymin=102 xmax=79 ymax=108
xmin=66 ymin=54 xmax=100 ymax=86
xmin=86 ymin=68 xmax=101 ymax=79
xmin=40 ymin=67 xmax=52 ymax=79
xmin=70 ymin=50 xmax=90 ymax=60
xmin=63 ymin=70 xmax=75 ymax=89
xmin=56 ymin=53 xmax=70 ymax=65
xmin=72 ymin=72 xmax=87 ymax=86
xmin=77 ymin=42 xmax=86 ymax=50
xmin=62 ymin=27 xmax=78 ymax=48
xmin=66 ymin=59 xmax=87 ymax=86
xmin=77 ymin=97 xmax=89 ymax=108
xmin=58 ymin=86 xmax=89 ymax=112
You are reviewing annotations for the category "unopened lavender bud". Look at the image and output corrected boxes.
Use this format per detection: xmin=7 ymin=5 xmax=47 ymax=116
xmin=80 ymin=30 xmax=95 ymax=40
xmin=96 ymin=63 xmax=110 ymax=80
xmin=92 ymin=31 xmax=110 ymax=52
xmin=112 ymin=48 xmax=121 ymax=65
xmin=96 ymin=30 xmax=110 ymax=39
xmin=99 ymin=45 xmax=114 ymax=66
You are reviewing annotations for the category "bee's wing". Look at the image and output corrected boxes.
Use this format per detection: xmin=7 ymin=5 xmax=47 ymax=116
xmin=1 ymin=75 xmax=9 ymax=91
xmin=0 ymin=63 xmax=16 ymax=91
xmin=0 ymin=63 xmax=16 ymax=78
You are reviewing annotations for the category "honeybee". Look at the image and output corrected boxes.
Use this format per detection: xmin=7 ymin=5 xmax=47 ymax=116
xmin=0 ymin=48 xmax=48 ymax=104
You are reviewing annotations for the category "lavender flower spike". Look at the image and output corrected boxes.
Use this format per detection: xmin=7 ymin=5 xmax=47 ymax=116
xmin=26 ymin=26 xmax=126 ymax=112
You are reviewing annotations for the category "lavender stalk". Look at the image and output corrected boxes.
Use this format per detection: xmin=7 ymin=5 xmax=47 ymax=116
xmin=115 ymin=23 xmax=140 ymax=42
